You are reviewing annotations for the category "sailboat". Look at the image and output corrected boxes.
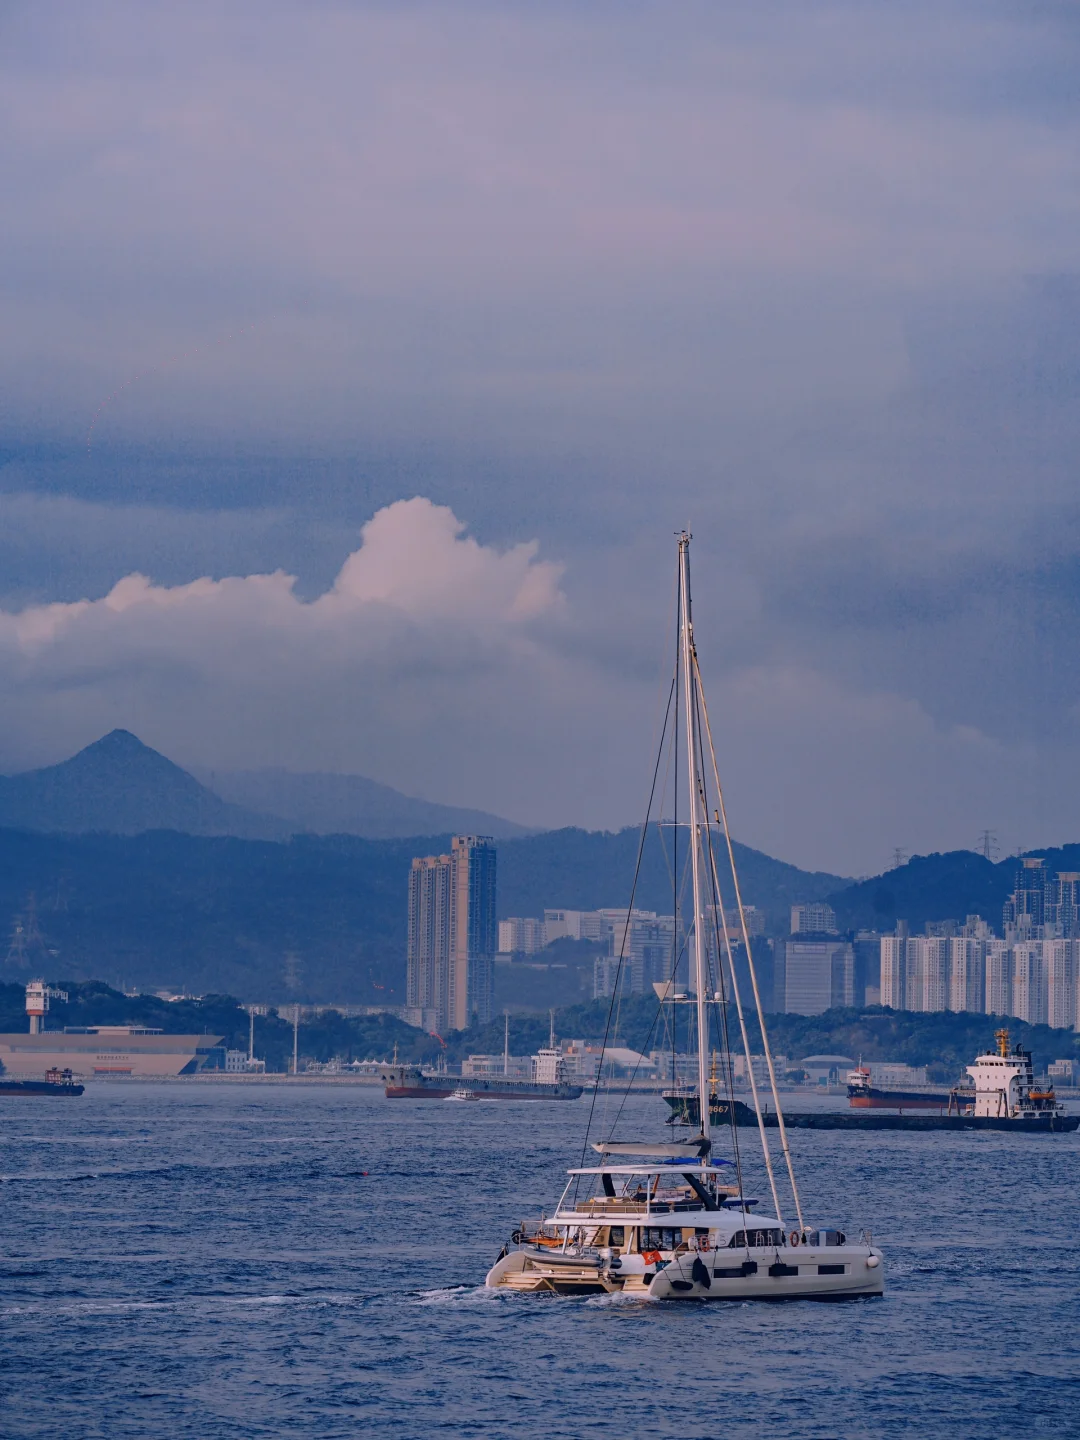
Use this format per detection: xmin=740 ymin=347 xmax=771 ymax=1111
xmin=486 ymin=533 xmax=885 ymax=1300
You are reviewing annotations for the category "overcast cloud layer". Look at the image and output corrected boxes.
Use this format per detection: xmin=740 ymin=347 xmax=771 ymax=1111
xmin=2 ymin=1 xmax=1080 ymax=873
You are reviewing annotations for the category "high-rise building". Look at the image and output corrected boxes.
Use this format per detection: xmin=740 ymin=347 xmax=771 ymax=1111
xmin=905 ymin=937 xmax=949 ymax=1013
xmin=876 ymin=921 xmax=1079 ymax=1027
xmin=498 ymin=917 xmax=546 ymax=955
xmin=948 ymin=937 xmax=985 ymax=1013
xmin=1011 ymin=940 xmax=1047 ymax=1025
xmin=406 ymin=854 xmax=453 ymax=1032
xmin=880 ymin=933 xmax=906 ymax=1010
xmin=783 ymin=938 xmax=853 ymax=1015
xmin=1003 ymin=858 xmax=1049 ymax=941
xmin=406 ymin=836 xmax=496 ymax=1033
xmin=1049 ymin=873 xmax=1080 ymax=939
xmin=984 ymin=940 xmax=1013 ymax=1016
xmin=592 ymin=912 xmax=677 ymax=998
xmin=1045 ymin=939 xmax=1078 ymax=1031
xmin=790 ymin=903 xmax=838 ymax=936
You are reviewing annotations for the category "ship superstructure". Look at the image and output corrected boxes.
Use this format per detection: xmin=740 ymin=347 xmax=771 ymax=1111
xmin=966 ymin=1029 xmax=1066 ymax=1121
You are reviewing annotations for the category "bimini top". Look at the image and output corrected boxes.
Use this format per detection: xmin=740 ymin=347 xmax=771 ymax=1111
xmin=568 ymin=1163 xmax=730 ymax=1177
xmin=592 ymin=1140 xmax=711 ymax=1158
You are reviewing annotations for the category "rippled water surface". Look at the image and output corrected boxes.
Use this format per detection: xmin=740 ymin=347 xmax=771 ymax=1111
xmin=2 ymin=1083 xmax=1079 ymax=1438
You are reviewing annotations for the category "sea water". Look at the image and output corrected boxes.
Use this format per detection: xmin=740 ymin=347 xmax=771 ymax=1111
xmin=1 ymin=1083 xmax=1078 ymax=1439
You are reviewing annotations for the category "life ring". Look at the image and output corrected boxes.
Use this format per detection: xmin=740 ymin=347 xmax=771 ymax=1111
xmin=789 ymin=1231 xmax=801 ymax=1247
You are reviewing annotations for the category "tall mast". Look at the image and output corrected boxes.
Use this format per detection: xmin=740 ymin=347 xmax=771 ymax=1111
xmin=678 ymin=532 xmax=711 ymax=1147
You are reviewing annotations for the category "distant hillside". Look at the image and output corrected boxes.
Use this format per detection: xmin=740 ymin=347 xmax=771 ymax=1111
xmin=495 ymin=826 xmax=846 ymax=931
xmin=448 ymin=1000 xmax=1079 ymax=1074
xmin=197 ymin=765 xmax=531 ymax=840
xmin=0 ymin=731 xmax=294 ymax=840
xmin=0 ymin=825 xmax=844 ymax=1003
xmin=9 ymin=985 xmax=1067 ymax=1077
xmin=828 ymin=845 xmax=1080 ymax=933
xmin=0 ymin=980 xmax=440 ymax=1071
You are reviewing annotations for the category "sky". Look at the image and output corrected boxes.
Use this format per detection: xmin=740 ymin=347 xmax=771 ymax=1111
xmin=2 ymin=0 xmax=1080 ymax=875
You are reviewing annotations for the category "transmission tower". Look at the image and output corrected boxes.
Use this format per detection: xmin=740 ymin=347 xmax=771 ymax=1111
xmin=5 ymin=914 xmax=28 ymax=968
xmin=977 ymin=829 xmax=999 ymax=862
xmin=890 ymin=848 xmax=908 ymax=870
xmin=4 ymin=893 xmax=52 ymax=969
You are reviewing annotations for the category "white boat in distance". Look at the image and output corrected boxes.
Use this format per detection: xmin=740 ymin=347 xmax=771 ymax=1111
xmin=486 ymin=534 xmax=885 ymax=1301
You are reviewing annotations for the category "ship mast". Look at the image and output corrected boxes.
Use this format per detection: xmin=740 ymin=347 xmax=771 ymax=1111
xmin=678 ymin=532 xmax=711 ymax=1148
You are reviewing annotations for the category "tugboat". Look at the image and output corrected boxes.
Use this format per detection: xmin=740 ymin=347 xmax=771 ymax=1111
xmin=0 ymin=1066 xmax=84 ymax=1097
xmin=486 ymin=533 xmax=885 ymax=1300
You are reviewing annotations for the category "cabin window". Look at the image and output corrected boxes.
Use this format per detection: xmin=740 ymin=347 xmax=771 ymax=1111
xmin=641 ymin=1226 xmax=682 ymax=1251
xmin=609 ymin=1227 xmax=625 ymax=1246
xmin=818 ymin=1264 xmax=846 ymax=1275
xmin=728 ymin=1229 xmax=784 ymax=1248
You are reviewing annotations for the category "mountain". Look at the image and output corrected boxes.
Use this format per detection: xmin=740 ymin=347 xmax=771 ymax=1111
xmin=0 ymin=825 xmax=846 ymax=1003
xmin=0 ymin=731 xmax=294 ymax=840
xmin=827 ymin=845 xmax=1080 ymax=933
xmin=196 ymin=766 xmax=532 ymax=840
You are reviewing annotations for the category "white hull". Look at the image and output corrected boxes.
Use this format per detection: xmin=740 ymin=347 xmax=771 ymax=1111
xmin=487 ymin=1242 xmax=883 ymax=1300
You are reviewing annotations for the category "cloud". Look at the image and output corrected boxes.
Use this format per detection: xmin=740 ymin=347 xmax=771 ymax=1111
xmin=2 ymin=2 xmax=1080 ymax=868
xmin=0 ymin=498 xmax=574 ymax=793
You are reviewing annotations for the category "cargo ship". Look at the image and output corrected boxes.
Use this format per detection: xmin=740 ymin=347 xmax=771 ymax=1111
xmin=384 ymin=1064 xmax=583 ymax=1100
xmin=846 ymin=1066 xmax=966 ymax=1111
xmin=665 ymin=1032 xmax=1078 ymax=1132
xmin=0 ymin=1066 xmax=84 ymax=1097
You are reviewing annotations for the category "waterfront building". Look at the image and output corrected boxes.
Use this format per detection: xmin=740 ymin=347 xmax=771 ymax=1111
xmin=406 ymin=836 xmax=496 ymax=1033
xmin=0 ymin=1024 xmax=226 ymax=1078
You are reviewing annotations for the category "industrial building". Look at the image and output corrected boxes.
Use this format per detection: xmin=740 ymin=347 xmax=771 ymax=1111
xmin=0 ymin=980 xmax=225 ymax=1077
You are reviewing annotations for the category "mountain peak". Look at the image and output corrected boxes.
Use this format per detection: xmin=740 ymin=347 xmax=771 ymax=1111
xmin=80 ymin=729 xmax=159 ymax=758
xmin=0 ymin=731 xmax=294 ymax=840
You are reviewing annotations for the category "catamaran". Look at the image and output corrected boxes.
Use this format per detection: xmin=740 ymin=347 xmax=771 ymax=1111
xmin=486 ymin=533 xmax=885 ymax=1300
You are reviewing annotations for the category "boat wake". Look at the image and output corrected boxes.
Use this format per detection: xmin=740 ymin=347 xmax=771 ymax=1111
xmin=416 ymin=1284 xmax=511 ymax=1308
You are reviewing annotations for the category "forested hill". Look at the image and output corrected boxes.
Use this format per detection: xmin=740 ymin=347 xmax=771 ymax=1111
xmin=0 ymin=825 xmax=842 ymax=1004
xmin=827 ymin=844 xmax=1080 ymax=933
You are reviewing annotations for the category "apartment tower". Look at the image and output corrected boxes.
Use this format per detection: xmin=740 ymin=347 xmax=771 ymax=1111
xmin=406 ymin=836 xmax=496 ymax=1033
